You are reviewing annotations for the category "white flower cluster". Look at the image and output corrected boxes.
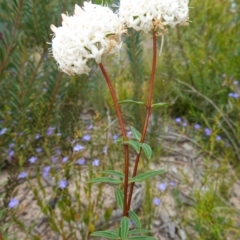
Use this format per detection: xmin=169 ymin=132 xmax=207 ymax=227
xmin=50 ymin=1 xmax=123 ymax=75
xmin=119 ymin=0 xmax=189 ymax=33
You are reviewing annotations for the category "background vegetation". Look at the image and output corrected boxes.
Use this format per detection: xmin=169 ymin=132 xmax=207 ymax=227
xmin=0 ymin=0 xmax=239 ymax=239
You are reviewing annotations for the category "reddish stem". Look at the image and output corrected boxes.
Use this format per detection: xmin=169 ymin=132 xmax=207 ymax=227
xmin=127 ymin=29 xmax=157 ymax=210
xmin=99 ymin=63 xmax=129 ymax=217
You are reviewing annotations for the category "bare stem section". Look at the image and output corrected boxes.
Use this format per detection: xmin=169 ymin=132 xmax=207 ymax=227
xmin=127 ymin=29 xmax=157 ymax=210
xmin=99 ymin=63 xmax=130 ymax=217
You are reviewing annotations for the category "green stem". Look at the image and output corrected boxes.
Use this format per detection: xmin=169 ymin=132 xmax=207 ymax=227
xmin=99 ymin=63 xmax=129 ymax=217
xmin=127 ymin=29 xmax=157 ymax=210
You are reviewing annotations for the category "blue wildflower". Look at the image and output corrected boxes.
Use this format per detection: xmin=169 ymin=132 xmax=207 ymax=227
xmin=8 ymin=198 xmax=19 ymax=208
xmin=175 ymin=118 xmax=182 ymax=123
xmin=42 ymin=166 xmax=51 ymax=178
xmin=73 ymin=144 xmax=85 ymax=152
xmin=92 ymin=159 xmax=100 ymax=166
xmin=82 ymin=134 xmax=91 ymax=141
xmin=29 ymin=156 xmax=37 ymax=164
xmin=158 ymin=183 xmax=167 ymax=192
xmin=194 ymin=124 xmax=201 ymax=130
xmin=76 ymin=158 xmax=85 ymax=165
xmin=0 ymin=128 xmax=7 ymax=135
xmin=59 ymin=179 xmax=67 ymax=189
xmin=62 ymin=156 xmax=69 ymax=163
xmin=205 ymin=128 xmax=212 ymax=136
xmin=17 ymin=171 xmax=27 ymax=179
xmin=153 ymin=197 xmax=161 ymax=206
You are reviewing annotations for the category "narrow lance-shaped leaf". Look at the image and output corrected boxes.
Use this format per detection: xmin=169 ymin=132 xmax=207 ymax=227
xmin=130 ymin=126 xmax=142 ymax=141
xmin=118 ymin=99 xmax=145 ymax=105
xmin=88 ymin=177 xmax=122 ymax=184
xmin=128 ymin=211 xmax=141 ymax=229
xmin=91 ymin=230 xmax=119 ymax=239
xmin=119 ymin=217 xmax=129 ymax=240
xmin=125 ymin=140 xmax=141 ymax=153
xmin=151 ymin=102 xmax=169 ymax=108
xmin=115 ymin=188 xmax=124 ymax=210
xmin=141 ymin=143 xmax=152 ymax=159
xmin=129 ymin=169 xmax=167 ymax=183
xmin=100 ymin=170 xmax=124 ymax=179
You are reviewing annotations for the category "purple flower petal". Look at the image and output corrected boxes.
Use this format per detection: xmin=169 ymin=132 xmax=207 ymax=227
xmin=153 ymin=197 xmax=161 ymax=206
xmin=29 ymin=156 xmax=37 ymax=164
xmin=8 ymin=198 xmax=19 ymax=208
xmin=175 ymin=118 xmax=182 ymax=123
xmin=205 ymin=128 xmax=212 ymax=136
xmin=0 ymin=128 xmax=7 ymax=135
xmin=42 ymin=166 xmax=51 ymax=178
xmin=158 ymin=183 xmax=167 ymax=192
xmin=76 ymin=158 xmax=85 ymax=165
xmin=73 ymin=144 xmax=85 ymax=152
xmin=82 ymin=134 xmax=91 ymax=142
xmin=216 ymin=135 xmax=221 ymax=141
xmin=36 ymin=147 xmax=42 ymax=153
xmin=62 ymin=156 xmax=69 ymax=163
xmin=92 ymin=159 xmax=100 ymax=166
xmin=18 ymin=171 xmax=27 ymax=179
xmin=59 ymin=179 xmax=67 ymax=189
xmin=194 ymin=124 xmax=201 ymax=130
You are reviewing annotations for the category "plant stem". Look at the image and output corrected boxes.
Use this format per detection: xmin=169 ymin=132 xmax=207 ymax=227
xmin=99 ymin=63 xmax=130 ymax=217
xmin=127 ymin=29 xmax=157 ymax=210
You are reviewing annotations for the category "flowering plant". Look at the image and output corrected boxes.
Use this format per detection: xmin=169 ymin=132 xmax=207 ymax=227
xmin=50 ymin=0 xmax=189 ymax=239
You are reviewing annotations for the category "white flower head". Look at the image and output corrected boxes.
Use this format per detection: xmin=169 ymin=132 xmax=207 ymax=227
xmin=50 ymin=1 xmax=124 ymax=75
xmin=119 ymin=0 xmax=189 ymax=33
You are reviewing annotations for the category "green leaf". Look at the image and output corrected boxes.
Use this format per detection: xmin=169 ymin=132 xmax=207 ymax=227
xmin=129 ymin=229 xmax=151 ymax=235
xmin=129 ymin=170 xmax=166 ymax=183
xmin=91 ymin=230 xmax=119 ymax=239
xmin=140 ymin=143 xmax=152 ymax=159
xmin=128 ymin=236 xmax=156 ymax=240
xmin=118 ymin=100 xmax=145 ymax=105
xmin=151 ymin=102 xmax=169 ymax=108
xmin=100 ymin=170 xmax=124 ymax=179
xmin=128 ymin=211 xmax=141 ymax=229
xmin=88 ymin=177 xmax=122 ymax=184
xmin=120 ymin=217 xmax=130 ymax=240
xmin=115 ymin=188 xmax=124 ymax=210
xmin=125 ymin=140 xmax=141 ymax=153
xmin=130 ymin=126 xmax=142 ymax=141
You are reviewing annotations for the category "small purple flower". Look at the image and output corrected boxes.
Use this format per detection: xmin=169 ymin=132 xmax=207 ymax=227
xmin=194 ymin=124 xmax=201 ymax=130
xmin=55 ymin=148 xmax=61 ymax=155
xmin=42 ymin=166 xmax=51 ymax=178
xmin=82 ymin=134 xmax=91 ymax=142
xmin=62 ymin=156 xmax=69 ymax=163
xmin=87 ymin=124 xmax=93 ymax=130
xmin=127 ymin=131 xmax=132 ymax=138
xmin=153 ymin=197 xmax=161 ymax=206
xmin=35 ymin=133 xmax=40 ymax=140
xmin=51 ymin=156 xmax=57 ymax=163
xmin=228 ymin=92 xmax=234 ymax=97
xmin=158 ymin=183 xmax=167 ymax=192
xmin=103 ymin=146 xmax=108 ymax=154
xmin=112 ymin=134 xmax=118 ymax=140
xmin=8 ymin=198 xmax=19 ymax=208
xmin=17 ymin=171 xmax=27 ymax=179
xmin=92 ymin=159 xmax=100 ymax=166
xmin=46 ymin=127 xmax=55 ymax=136
xmin=233 ymin=93 xmax=239 ymax=99
xmin=59 ymin=179 xmax=67 ymax=189
xmin=29 ymin=156 xmax=37 ymax=164
xmin=9 ymin=142 xmax=15 ymax=148
xmin=73 ymin=144 xmax=85 ymax=152
xmin=205 ymin=128 xmax=212 ymax=136
xmin=182 ymin=122 xmax=188 ymax=127
xmin=175 ymin=118 xmax=182 ymax=123
xmin=8 ymin=150 xmax=14 ymax=158
xmin=233 ymin=80 xmax=238 ymax=85
xmin=225 ymin=142 xmax=230 ymax=148
xmin=169 ymin=181 xmax=175 ymax=187
xmin=216 ymin=135 xmax=221 ymax=141
xmin=0 ymin=128 xmax=7 ymax=135
xmin=76 ymin=158 xmax=85 ymax=165
xmin=36 ymin=147 xmax=42 ymax=153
